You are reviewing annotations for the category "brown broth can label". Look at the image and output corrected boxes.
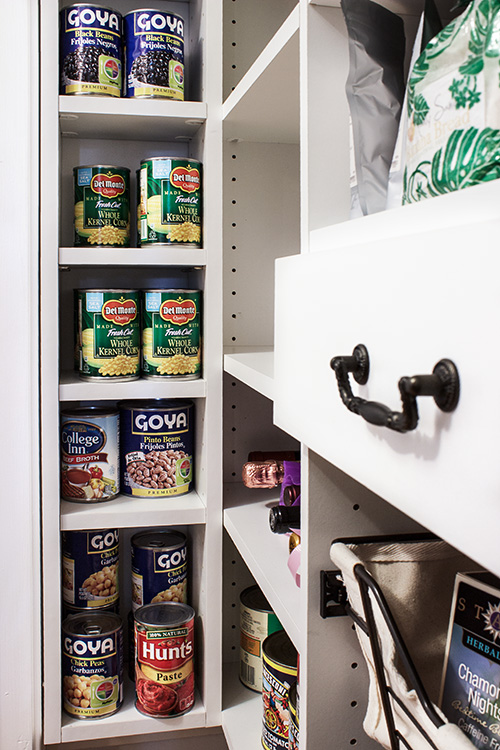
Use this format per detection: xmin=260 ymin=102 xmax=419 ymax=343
xmin=74 ymin=166 xmax=130 ymax=247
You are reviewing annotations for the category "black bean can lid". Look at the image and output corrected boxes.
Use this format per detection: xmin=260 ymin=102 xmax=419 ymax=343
xmin=60 ymin=405 xmax=119 ymax=418
xmin=131 ymin=529 xmax=187 ymax=550
xmin=62 ymin=611 xmax=122 ymax=637
xmin=262 ymin=630 xmax=298 ymax=670
xmin=135 ymin=601 xmax=195 ymax=628
xmin=240 ymin=585 xmax=274 ymax=614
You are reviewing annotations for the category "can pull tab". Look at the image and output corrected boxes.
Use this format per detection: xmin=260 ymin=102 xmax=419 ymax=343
xmin=84 ymin=624 xmax=103 ymax=636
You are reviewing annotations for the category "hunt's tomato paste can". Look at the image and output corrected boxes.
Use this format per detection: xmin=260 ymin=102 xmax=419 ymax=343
xmin=134 ymin=602 xmax=195 ymax=717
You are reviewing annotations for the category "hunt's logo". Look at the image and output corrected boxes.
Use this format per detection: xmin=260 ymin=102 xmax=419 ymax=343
xmin=91 ymin=173 xmax=126 ymax=198
xmin=102 ymin=298 xmax=137 ymax=326
xmin=160 ymin=298 xmax=196 ymax=325
xmin=170 ymin=166 xmax=200 ymax=193
xmin=483 ymin=602 xmax=500 ymax=642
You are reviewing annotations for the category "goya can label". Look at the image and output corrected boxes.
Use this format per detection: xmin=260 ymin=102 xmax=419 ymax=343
xmin=60 ymin=407 xmax=119 ymax=502
xmin=142 ymin=290 xmax=201 ymax=379
xmin=60 ymin=5 xmax=122 ymax=97
xmin=124 ymin=10 xmax=184 ymax=100
xmin=62 ymin=611 xmax=123 ymax=719
xmin=134 ymin=602 xmax=195 ymax=717
xmin=120 ymin=400 xmax=194 ymax=497
xmin=74 ymin=166 xmax=130 ymax=247
xmin=240 ymin=585 xmax=282 ymax=693
xmin=77 ymin=289 xmax=140 ymax=380
xmin=262 ymin=630 xmax=298 ymax=750
xmin=288 ymin=682 xmax=299 ymax=750
xmin=131 ymin=530 xmax=188 ymax=612
xmin=139 ymin=158 xmax=202 ymax=247
xmin=62 ymin=529 xmax=119 ymax=612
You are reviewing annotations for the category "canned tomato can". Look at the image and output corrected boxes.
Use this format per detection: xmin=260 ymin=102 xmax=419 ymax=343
xmin=134 ymin=602 xmax=195 ymax=717
xmin=240 ymin=585 xmax=282 ymax=693
xmin=77 ymin=289 xmax=140 ymax=380
xmin=120 ymin=400 xmax=194 ymax=497
xmin=60 ymin=406 xmax=119 ymax=502
xmin=62 ymin=529 xmax=119 ymax=611
xmin=60 ymin=5 xmax=122 ymax=97
xmin=124 ymin=10 xmax=184 ymax=100
xmin=288 ymin=682 xmax=299 ymax=750
xmin=74 ymin=165 xmax=130 ymax=247
xmin=142 ymin=290 xmax=201 ymax=379
xmin=262 ymin=630 xmax=298 ymax=750
xmin=131 ymin=529 xmax=188 ymax=612
xmin=62 ymin=611 xmax=123 ymax=719
xmin=139 ymin=157 xmax=202 ymax=247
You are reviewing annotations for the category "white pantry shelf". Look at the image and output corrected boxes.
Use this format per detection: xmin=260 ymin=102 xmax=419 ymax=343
xmin=59 ymin=247 xmax=207 ymax=267
xmin=223 ymin=348 xmax=274 ymax=401
xmin=222 ymin=663 xmax=262 ymax=750
xmin=59 ymin=371 xmax=207 ymax=401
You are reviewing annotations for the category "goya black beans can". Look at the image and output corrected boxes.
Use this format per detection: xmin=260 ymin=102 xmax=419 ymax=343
xmin=62 ymin=611 xmax=123 ymax=719
xmin=120 ymin=400 xmax=194 ymax=497
xmin=74 ymin=165 xmax=130 ymax=247
xmin=134 ymin=602 xmax=195 ymax=717
xmin=124 ymin=10 xmax=184 ymax=100
xmin=142 ymin=290 xmax=201 ymax=379
xmin=288 ymin=682 xmax=299 ymax=750
xmin=77 ymin=289 xmax=140 ymax=380
xmin=262 ymin=630 xmax=298 ymax=750
xmin=240 ymin=586 xmax=282 ymax=693
xmin=60 ymin=5 xmax=123 ymax=97
xmin=60 ymin=406 xmax=119 ymax=503
xmin=131 ymin=530 xmax=188 ymax=612
xmin=139 ymin=157 xmax=202 ymax=247
xmin=62 ymin=529 xmax=119 ymax=611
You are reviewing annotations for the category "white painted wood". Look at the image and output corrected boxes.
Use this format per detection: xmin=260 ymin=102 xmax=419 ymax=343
xmin=59 ymin=371 xmax=207 ymax=400
xmin=221 ymin=663 xmax=262 ymax=750
xmin=223 ymin=349 xmax=274 ymax=400
xmin=60 ymin=247 xmax=207 ymax=266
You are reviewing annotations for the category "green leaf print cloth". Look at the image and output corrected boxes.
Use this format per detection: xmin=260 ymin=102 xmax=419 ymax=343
xmin=403 ymin=0 xmax=500 ymax=204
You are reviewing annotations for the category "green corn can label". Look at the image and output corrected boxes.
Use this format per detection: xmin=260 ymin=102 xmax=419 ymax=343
xmin=74 ymin=165 xmax=130 ymax=247
xmin=78 ymin=289 xmax=141 ymax=380
xmin=139 ymin=157 xmax=202 ymax=247
xmin=142 ymin=290 xmax=201 ymax=379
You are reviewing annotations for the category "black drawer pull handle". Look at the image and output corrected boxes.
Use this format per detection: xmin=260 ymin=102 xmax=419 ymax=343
xmin=330 ymin=344 xmax=460 ymax=433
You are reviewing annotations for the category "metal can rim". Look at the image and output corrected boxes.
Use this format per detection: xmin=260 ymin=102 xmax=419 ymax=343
xmin=240 ymin=585 xmax=274 ymax=615
xmin=77 ymin=288 xmax=139 ymax=293
xmin=120 ymin=399 xmax=193 ymax=410
xmin=262 ymin=630 xmax=298 ymax=670
xmin=61 ymin=4 xmax=122 ymax=14
xmin=143 ymin=289 xmax=201 ymax=294
xmin=62 ymin=611 xmax=123 ymax=636
xmin=131 ymin=529 xmax=187 ymax=550
xmin=135 ymin=601 xmax=195 ymax=628
xmin=140 ymin=157 xmax=201 ymax=166
xmin=124 ymin=8 xmax=184 ymax=19
xmin=61 ymin=406 xmax=119 ymax=418
xmin=74 ymin=165 xmax=130 ymax=172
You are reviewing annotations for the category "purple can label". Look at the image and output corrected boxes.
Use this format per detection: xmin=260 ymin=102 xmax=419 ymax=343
xmin=62 ymin=529 xmax=119 ymax=611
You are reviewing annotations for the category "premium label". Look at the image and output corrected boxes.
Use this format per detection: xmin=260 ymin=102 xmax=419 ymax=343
xmin=74 ymin=166 xmax=130 ymax=247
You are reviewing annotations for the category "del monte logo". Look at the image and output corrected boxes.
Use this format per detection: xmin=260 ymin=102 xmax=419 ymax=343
xmin=170 ymin=165 xmax=200 ymax=193
xmin=91 ymin=172 xmax=126 ymax=198
xmin=102 ymin=297 xmax=137 ymax=326
xmin=160 ymin=298 xmax=196 ymax=325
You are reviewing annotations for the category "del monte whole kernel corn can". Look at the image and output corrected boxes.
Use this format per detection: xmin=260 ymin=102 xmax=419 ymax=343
xmin=74 ymin=166 xmax=130 ymax=247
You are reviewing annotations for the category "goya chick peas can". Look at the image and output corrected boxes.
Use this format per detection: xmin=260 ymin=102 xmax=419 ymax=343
xmin=142 ymin=290 xmax=201 ymax=379
xmin=134 ymin=602 xmax=195 ymax=717
xmin=240 ymin=585 xmax=282 ymax=693
xmin=74 ymin=165 xmax=130 ymax=247
xmin=131 ymin=530 xmax=188 ymax=612
xmin=262 ymin=630 xmax=298 ymax=750
xmin=62 ymin=529 xmax=119 ymax=612
xmin=62 ymin=611 xmax=123 ymax=719
xmin=139 ymin=157 xmax=202 ymax=247
xmin=77 ymin=289 xmax=140 ymax=380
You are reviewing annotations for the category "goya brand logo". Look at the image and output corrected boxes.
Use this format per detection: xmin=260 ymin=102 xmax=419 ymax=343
xmin=170 ymin=165 xmax=200 ymax=194
xmin=89 ymin=530 xmax=119 ymax=552
xmin=64 ymin=635 xmax=116 ymax=657
xmin=132 ymin=409 xmax=189 ymax=434
xmin=66 ymin=7 xmax=121 ymax=32
xmin=160 ymin=298 xmax=197 ymax=325
xmin=134 ymin=11 xmax=184 ymax=37
xmin=155 ymin=547 xmax=187 ymax=571
xmin=61 ymin=421 xmax=106 ymax=456
xmin=102 ymin=297 xmax=137 ymax=325
xmin=91 ymin=173 xmax=126 ymax=198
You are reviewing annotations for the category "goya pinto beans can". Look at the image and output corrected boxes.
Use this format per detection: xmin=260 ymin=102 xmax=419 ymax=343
xmin=60 ymin=5 xmax=123 ymax=97
xmin=131 ymin=530 xmax=188 ymax=612
xmin=142 ymin=290 xmax=201 ymax=379
xmin=139 ymin=157 xmax=202 ymax=247
xmin=62 ymin=529 xmax=119 ymax=611
xmin=77 ymin=289 xmax=140 ymax=380
xmin=262 ymin=630 xmax=298 ymax=750
xmin=60 ymin=406 xmax=119 ymax=502
xmin=62 ymin=611 xmax=123 ymax=719
xmin=124 ymin=10 xmax=184 ymax=100
xmin=74 ymin=165 xmax=130 ymax=247
xmin=288 ymin=682 xmax=299 ymax=750
xmin=120 ymin=400 xmax=194 ymax=497
xmin=240 ymin=585 xmax=282 ymax=693
xmin=134 ymin=602 xmax=195 ymax=717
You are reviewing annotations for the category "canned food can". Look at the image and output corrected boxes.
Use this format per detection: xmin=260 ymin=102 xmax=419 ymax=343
xmin=62 ymin=529 xmax=119 ymax=611
xmin=139 ymin=157 xmax=202 ymax=247
xmin=124 ymin=10 xmax=184 ymax=100
xmin=240 ymin=585 xmax=282 ymax=693
xmin=74 ymin=165 xmax=130 ymax=247
xmin=120 ymin=400 xmax=194 ymax=497
xmin=288 ymin=682 xmax=299 ymax=750
xmin=60 ymin=406 xmax=119 ymax=502
xmin=134 ymin=602 xmax=195 ymax=717
xmin=77 ymin=289 xmax=140 ymax=380
xmin=60 ymin=5 xmax=123 ymax=97
xmin=131 ymin=529 xmax=188 ymax=612
xmin=142 ymin=290 xmax=201 ymax=379
xmin=62 ymin=611 xmax=123 ymax=719
xmin=262 ymin=630 xmax=298 ymax=750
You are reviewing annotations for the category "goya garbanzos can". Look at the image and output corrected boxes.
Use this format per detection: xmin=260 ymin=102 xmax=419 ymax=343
xmin=60 ymin=5 xmax=122 ymax=97
xmin=131 ymin=530 xmax=188 ymax=612
xmin=77 ymin=289 xmax=140 ymax=380
xmin=74 ymin=165 xmax=130 ymax=247
xmin=124 ymin=10 xmax=184 ymax=100
xmin=134 ymin=602 xmax=195 ymax=717
xmin=142 ymin=290 xmax=201 ymax=379
xmin=62 ymin=529 xmax=119 ymax=611
xmin=62 ymin=611 xmax=123 ymax=719
xmin=240 ymin=585 xmax=282 ymax=693
xmin=120 ymin=400 xmax=194 ymax=497
xmin=262 ymin=630 xmax=298 ymax=750
xmin=60 ymin=406 xmax=119 ymax=502
xmin=139 ymin=157 xmax=202 ymax=247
